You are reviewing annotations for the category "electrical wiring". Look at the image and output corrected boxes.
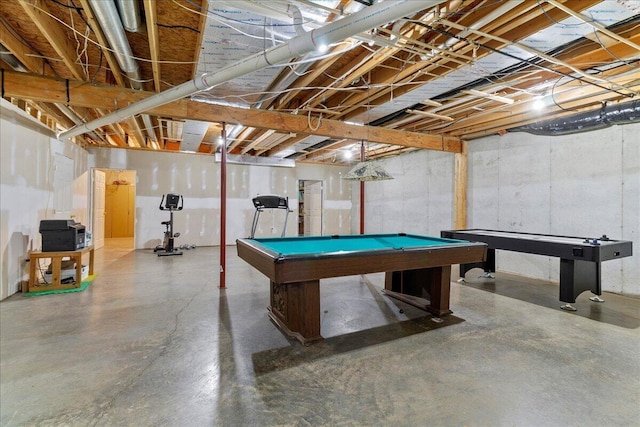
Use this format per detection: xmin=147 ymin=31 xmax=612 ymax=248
xmin=535 ymin=0 xmax=596 ymax=27
xmin=181 ymin=0 xmax=319 ymax=29
xmin=69 ymin=6 xmax=88 ymax=79
xmin=592 ymin=29 xmax=636 ymax=68
xmin=195 ymin=78 xmax=431 ymax=106
xmin=549 ymin=75 xmax=588 ymax=113
xmin=172 ymin=0 xmax=293 ymax=43
xmin=442 ymin=0 xmax=505 ymax=18
xmin=307 ymin=110 xmax=322 ymax=131
xmin=157 ymin=23 xmax=200 ymax=33
xmin=21 ymin=1 xmax=198 ymax=66
xmin=90 ymin=48 xmax=103 ymax=83
xmin=420 ymin=20 xmax=634 ymax=98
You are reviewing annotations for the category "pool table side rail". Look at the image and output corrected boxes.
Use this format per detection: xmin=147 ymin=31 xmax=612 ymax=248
xmin=237 ymin=238 xmax=487 ymax=284
xmin=244 ymin=233 xmax=475 ymax=258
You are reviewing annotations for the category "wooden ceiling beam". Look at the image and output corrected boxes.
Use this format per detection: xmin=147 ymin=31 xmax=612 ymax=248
xmin=0 ymin=16 xmax=48 ymax=74
xmin=143 ymin=0 xmax=161 ymax=92
xmin=1 ymin=72 xmax=461 ymax=152
xmin=190 ymin=0 xmax=208 ymax=79
xmin=264 ymin=134 xmax=308 ymax=157
xmin=18 ymin=0 xmax=86 ymax=81
xmin=4 ymin=72 xmax=460 ymax=152
xmin=546 ymin=0 xmax=640 ymax=52
xmin=331 ymin=0 xmax=603 ymax=120
xmin=461 ymin=87 xmax=640 ymax=140
xmin=76 ymin=0 xmax=126 ymax=87
xmin=444 ymin=72 xmax=640 ymax=138
xmin=228 ymin=126 xmax=255 ymax=152
xmin=185 ymin=102 xmax=462 ymax=153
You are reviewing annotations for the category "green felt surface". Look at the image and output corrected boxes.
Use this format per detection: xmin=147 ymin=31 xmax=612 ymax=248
xmin=251 ymin=233 xmax=467 ymax=256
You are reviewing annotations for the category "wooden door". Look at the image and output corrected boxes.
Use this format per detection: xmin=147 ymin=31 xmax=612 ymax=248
xmin=92 ymin=170 xmax=106 ymax=249
xmin=105 ymin=185 xmax=135 ymax=238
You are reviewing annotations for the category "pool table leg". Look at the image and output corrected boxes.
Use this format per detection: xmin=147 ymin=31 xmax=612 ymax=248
xmin=268 ymin=280 xmax=322 ymax=345
xmin=383 ymin=266 xmax=453 ymax=317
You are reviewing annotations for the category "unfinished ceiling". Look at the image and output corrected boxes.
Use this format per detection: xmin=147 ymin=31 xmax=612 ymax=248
xmin=1 ymin=0 xmax=639 ymax=165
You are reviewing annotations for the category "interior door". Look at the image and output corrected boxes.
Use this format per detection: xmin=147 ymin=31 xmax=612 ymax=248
xmin=105 ymin=185 xmax=135 ymax=238
xmin=92 ymin=169 xmax=106 ymax=249
xmin=303 ymin=181 xmax=323 ymax=236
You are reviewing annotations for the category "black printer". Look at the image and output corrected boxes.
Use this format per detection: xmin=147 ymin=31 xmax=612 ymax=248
xmin=39 ymin=219 xmax=86 ymax=252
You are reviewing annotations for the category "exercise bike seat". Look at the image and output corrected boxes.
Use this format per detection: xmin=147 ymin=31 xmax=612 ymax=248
xmin=161 ymin=221 xmax=170 ymax=225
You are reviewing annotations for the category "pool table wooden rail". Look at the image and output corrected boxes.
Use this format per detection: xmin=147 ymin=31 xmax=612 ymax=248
xmin=236 ymin=239 xmax=487 ymax=284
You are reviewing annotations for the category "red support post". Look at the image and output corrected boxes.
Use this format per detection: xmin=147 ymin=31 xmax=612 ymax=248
xmin=219 ymin=123 xmax=227 ymax=289
xmin=359 ymin=141 xmax=365 ymax=234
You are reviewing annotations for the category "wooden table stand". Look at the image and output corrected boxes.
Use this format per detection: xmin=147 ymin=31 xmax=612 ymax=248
xmin=26 ymin=246 xmax=94 ymax=293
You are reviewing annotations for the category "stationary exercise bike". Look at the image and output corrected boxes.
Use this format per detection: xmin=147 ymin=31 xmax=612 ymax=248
xmin=154 ymin=193 xmax=183 ymax=257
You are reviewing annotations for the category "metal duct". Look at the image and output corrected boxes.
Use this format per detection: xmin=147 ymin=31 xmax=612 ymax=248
xmin=141 ymin=114 xmax=158 ymax=144
xmin=181 ymin=120 xmax=210 ymax=152
xmin=90 ymin=0 xmax=158 ymax=144
xmin=115 ymin=0 xmax=142 ymax=32
xmin=60 ymin=0 xmax=445 ymax=141
xmin=509 ymin=100 xmax=640 ymax=136
xmin=0 ymin=43 xmax=28 ymax=72
xmin=89 ymin=0 xmax=141 ymax=89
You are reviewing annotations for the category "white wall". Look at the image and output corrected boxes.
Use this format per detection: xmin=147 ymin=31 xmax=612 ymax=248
xmin=358 ymin=123 xmax=639 ymax=298
xmin=89 ymin=148 xmax=352 ymax=250
xmin=0 ymin=101 xmax=89 ymax=300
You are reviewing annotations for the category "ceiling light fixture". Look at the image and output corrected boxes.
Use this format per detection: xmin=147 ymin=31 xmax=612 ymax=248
xmin=342 ymin=140 xmax=394 ymax=181
xmin=532 ymin=98 xmax=546 ymax=111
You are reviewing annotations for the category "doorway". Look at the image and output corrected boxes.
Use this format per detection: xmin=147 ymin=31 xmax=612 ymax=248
xmin=92 ymin=169 xmax=136 ymax=250
xmin=298 ymin=180 xmax=323 ymax=236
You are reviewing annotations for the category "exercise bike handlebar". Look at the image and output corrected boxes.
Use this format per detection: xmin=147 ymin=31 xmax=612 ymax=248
xmin=159 ymin=194 xmax=184 ymax=211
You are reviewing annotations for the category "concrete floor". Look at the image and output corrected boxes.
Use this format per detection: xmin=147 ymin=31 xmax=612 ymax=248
xmin=1 ymin=238 xmax=639 ymax=426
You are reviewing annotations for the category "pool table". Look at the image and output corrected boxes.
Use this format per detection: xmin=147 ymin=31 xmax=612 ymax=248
xmin=236 ymin=233 xmax=487 ymax=344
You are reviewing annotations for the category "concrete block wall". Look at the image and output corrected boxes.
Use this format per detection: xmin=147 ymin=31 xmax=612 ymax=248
xmin=351 ymin=149 xmax=456 ymax=237
xmin=358 ymin=123 xmax=639 ymax=297
xmin=468 ymin=125 xmax=639 ymax=296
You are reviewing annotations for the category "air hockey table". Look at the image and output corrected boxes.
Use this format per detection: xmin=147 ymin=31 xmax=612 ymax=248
xmin=440 ymin=229 xmax=633 ymax=310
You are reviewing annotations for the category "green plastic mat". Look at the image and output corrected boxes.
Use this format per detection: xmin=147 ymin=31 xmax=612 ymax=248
xmin=23 ymin=275 xmax=96 ymax=297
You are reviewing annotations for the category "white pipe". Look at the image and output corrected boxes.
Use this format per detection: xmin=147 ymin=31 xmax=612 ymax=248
xmin=286 ymin=4 xmax=306 ymax=36
xmin=59 ymin=0 xmax=445 ymax=141
xmin=55 ymin=103 xmax=106 ymax=142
